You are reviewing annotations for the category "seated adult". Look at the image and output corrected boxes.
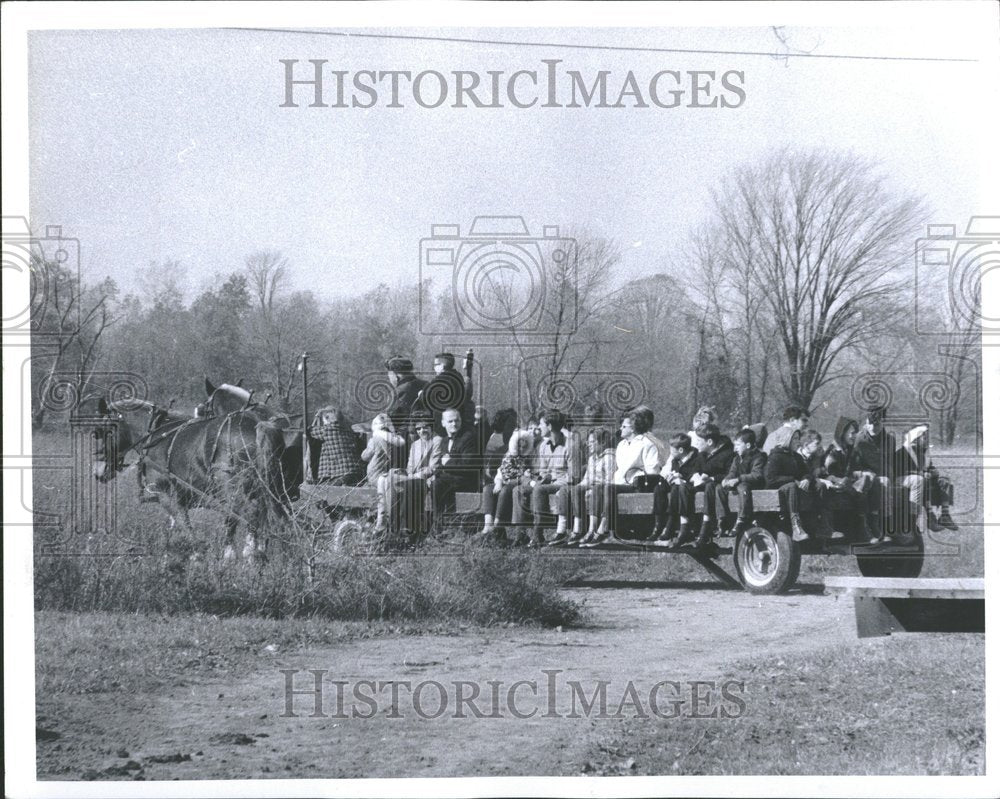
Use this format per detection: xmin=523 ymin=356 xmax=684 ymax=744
xmin=821 ymin=416 xmax=867 ymax=537
xmin=895 ymin=424 xmax=959 ymax=533
xmin=848 ymin=407 xmax=897 ymax=543
xmin=688 ymin=424 xmax=735 ymax=549
xmin=418 ymin=352 xmax=475 ymax=437
xmin=512 ymin=409 xmax=574 ymax=547
xmin=633 ymin=405 xmax=667 ymax=466
xmin=428 ymin=408 xmax=479 ymax=533
xmin=763 ymin=406 xmax=809 ymax=455
xmin=309 ymin=406 xmax=364 ymax=486
xmin=585 ymin=409 xmax=661 ymax=544
xmin=711 ymin=427 xmax=766 ymax=538
xmin=384 ymin=356 xmax=428 ymax=437
xmin=387 ymin=412 xmax=441 ymax=541
xmin=764 ymin=427 xmax=822 ymax=541
xmin=652 ymin=433 xmax=705 ymax=547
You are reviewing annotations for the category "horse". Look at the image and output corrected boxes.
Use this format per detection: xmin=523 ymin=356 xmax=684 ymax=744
xmin=200 ymin=378 xmax=306 ymax=500
xmin=79 ymin=394 xmax=288 ymax=559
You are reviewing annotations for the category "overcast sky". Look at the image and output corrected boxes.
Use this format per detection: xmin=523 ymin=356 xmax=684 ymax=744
xmin=28 ymin=15 xmax=999 ymax=301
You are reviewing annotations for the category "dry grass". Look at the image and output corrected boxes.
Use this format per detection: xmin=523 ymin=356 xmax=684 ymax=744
xmin=583 ymin=633 xmax=985 ymax=776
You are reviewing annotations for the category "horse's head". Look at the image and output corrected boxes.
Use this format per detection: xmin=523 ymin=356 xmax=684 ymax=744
xmin=75 ymin=395 xmax=138 ymax=482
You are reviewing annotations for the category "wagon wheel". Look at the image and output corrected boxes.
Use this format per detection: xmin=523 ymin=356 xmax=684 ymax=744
xmin=855 ymin=530 xmax=924 ymax=579
xmin=733 ymin=525 xmax=800 ymax=595
xmin=332 ymin=517 xmax=368 ymax=552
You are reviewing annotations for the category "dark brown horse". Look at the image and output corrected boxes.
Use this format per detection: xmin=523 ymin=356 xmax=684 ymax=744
xmin=200 ymin=378 xmax=306 ymax=500
xmin=82 ymin=395 xmax=287 ymax=559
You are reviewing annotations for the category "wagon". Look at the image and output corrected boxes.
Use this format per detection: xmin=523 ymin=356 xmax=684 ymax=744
xmin=295 ymin=480 xmax=925 ymax=595
xmin=292 ymin=354 xmax=923 ymax=595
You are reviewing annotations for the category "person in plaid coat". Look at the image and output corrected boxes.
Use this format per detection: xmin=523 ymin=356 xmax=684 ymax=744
xmin=310 ymin=406 xmax=364 ymax=485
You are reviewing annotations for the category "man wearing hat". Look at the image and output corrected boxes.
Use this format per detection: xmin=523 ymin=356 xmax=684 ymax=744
xmin=384 ymin=356 xmax=428 ymax=436
xmin=895 ymin=424 xmax=959 ymax=533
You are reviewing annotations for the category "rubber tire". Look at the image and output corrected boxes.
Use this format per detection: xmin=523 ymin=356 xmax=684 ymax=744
xmin=733 ymin=525 xmax=801 ymax=595
xmin=332 ymin=517 xmax=367 ymax=552
xmin=856 ymin=531 xmax=924 ymax=579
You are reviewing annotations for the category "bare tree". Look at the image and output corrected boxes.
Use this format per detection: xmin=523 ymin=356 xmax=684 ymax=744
xmin=31 ymin=256 xmax=118 ymax=428
xmin=705 ymin=149 xmax=927 ymax=411
xmin=469 ymin=232 xmax=625 ymax=416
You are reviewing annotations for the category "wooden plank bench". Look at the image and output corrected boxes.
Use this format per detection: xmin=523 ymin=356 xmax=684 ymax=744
xmin=300 ymin=483 xmax=784 ymax=515
xmin=824 ymin=577 xmax=985 ymax=638
xmin=299 ymin=483 xmax=378 ymax=507
xmin=455 ymin=489 xmax=782 ymax=515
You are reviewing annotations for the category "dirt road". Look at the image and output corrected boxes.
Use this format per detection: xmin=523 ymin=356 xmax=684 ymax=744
xmin=37 ymin=582 xmax=866 ymax=780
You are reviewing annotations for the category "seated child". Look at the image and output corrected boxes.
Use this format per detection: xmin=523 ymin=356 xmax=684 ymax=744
xmin=480 ymin=429 xmax=536 ymax=543
xmin=362 ymin=413 xmax=406 ymax=531
xmin=564 ymin=427 xmax=616 ymax=546
xmin=652 ymin=433 xmax=705 ymax=547
xmin=713 ymin=427 xmax=767 ymax=537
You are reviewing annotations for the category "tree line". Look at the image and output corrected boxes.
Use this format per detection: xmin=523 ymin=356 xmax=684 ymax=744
xmin=30 ymin=149 xmax=980 ymax=446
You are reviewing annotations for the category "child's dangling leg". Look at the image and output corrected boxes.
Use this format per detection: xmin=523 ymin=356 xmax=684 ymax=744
xmin=373 ymin=474 xmax=388 ymax=532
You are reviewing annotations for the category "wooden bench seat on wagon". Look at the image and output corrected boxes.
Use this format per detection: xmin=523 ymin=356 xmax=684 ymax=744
xmin=455 ymin=489 xmax=783 ymax=515
xmin=299 ymin=483 xmax=783 ymax=517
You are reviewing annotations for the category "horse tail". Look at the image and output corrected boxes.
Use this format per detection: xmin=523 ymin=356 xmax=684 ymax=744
xmin=255 ymin=421 xmax=287 ymax=517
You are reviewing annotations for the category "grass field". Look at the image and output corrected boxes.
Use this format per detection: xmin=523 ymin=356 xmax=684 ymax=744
xmin=582 ymin=633 xmax=985 ymax=776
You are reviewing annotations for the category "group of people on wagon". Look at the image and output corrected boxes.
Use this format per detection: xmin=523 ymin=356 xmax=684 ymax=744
xmin=309 ymin=354 xmax=958 ymax=548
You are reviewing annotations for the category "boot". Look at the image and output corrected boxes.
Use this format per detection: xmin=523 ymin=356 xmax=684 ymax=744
xmin=730 ymin=517 xmax=750 ymax=538
xmin=669 ymin=520 xmax=695 ymax=549
xmin=650 ymin=515 xmax=668 ymax=541
xmin=790 ymin=513 xmax=810 ymax=542
xmin=512 ymin=529 xmax=530 ymax=547
xmin=656 ymin=516 xmax=677 ymax=543
xmin=925 ymin=507 xmax=944 ymax=532
xmin=938 ymin=507 xmax=959 ymax=531
xmin=691 ymin=517 xmax=717 ymax=550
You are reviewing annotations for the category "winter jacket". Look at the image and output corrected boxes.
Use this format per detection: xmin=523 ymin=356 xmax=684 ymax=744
xmin=417 ymin=368 xmax=475 ymax=434
xmin=660 ymin=448 xmax=705 ymax=483
xmin=823 ymin=416 xmax=856 ymax=484
xmin=385 ymin=374 xmax=428 ymax=433
xmin=613 ymin=434 xmax=662 ymax=485
xmin=894 ymin=443 xmax=937 ymax=479
xmin=699 ymin=438 xmax=735 ymax=481
xmin=849 ymin=428 xmax=897 ymax=478
xmin=764 ymin=445 xmax=808 ymax=489
xmin=763 ymin=424 xmax=797 ymax=455
xmin=724 ymin=447 xmax=767 ymax=488
xmin=744 ymin=423 xmax=769 ymax=451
